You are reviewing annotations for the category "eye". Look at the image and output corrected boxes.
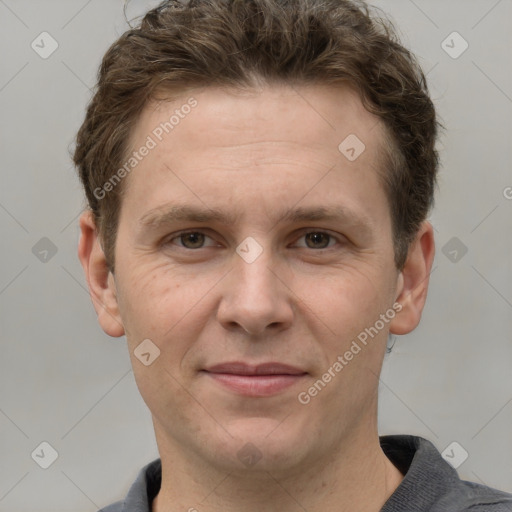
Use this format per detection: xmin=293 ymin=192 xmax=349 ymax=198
xmin=294 ymin=231 xmax=338 ymax=250
xmin=164 ymin=230 xmax=342 ymax=251
xmin=167 ymin=231 xmax=216 ymax=249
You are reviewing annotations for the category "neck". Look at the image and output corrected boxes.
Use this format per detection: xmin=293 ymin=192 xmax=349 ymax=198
xmin=152 ymin=422 xmax=403 ymax=512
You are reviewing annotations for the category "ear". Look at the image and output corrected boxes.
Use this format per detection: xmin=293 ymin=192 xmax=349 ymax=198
xmin=78 ymin=211 xmax=125 ymax=338
xmin=389 ymin=221 xmax=435 ymax=335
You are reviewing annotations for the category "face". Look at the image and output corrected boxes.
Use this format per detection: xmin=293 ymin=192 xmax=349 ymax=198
xmin=80 ymin=84 xmax=432 ymax=475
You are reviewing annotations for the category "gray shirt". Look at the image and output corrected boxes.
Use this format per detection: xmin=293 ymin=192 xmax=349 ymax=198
xmin=99 ymin=435 xmax=512 ymax=511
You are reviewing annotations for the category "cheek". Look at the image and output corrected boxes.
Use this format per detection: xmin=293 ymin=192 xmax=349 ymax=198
xmin=131 ymin=358 xmax=206 ymax=440
xmin=116 ymin=260 xmax=208 ymax=336
xmin=301 ymin=264 xmax=391 ymax=341
xmin=297 ymin=271 xmax=390 ymax=423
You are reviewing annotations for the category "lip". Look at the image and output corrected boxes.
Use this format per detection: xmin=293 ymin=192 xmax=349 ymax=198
xmin=202 ymin=362 xmax=307 ymax=397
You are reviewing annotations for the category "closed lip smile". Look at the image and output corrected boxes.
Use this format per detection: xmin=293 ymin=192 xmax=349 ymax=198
xmin=202 ymin=362 xmax=308 ymax=397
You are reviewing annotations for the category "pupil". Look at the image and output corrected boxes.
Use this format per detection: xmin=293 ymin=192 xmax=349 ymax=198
xmin=183 ymin=233 xmax=204 ymax=248
xmin=306 ymin=232 xmax=328 ymax=248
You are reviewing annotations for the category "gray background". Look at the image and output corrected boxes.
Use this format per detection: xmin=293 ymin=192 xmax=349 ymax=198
xmin=0 ymin=0 xmax=511 ymax=510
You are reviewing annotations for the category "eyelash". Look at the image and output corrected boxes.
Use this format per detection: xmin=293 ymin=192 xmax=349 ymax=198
xmin=163 ymin=229 xmax=343 ymax=251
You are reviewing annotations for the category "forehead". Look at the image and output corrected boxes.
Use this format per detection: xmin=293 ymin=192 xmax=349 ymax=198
xmin=131 ymin=82 xmax=385 ymax=167
xmin=122 ymin=83 xmax=389 ymax=225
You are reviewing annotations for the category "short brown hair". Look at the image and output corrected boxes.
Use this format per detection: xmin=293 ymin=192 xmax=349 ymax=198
xmin=74 ymin=0 xmax=441 ymax=270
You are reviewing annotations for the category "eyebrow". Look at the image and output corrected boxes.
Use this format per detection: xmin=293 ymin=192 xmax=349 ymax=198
xmin=139 ymin=204 xmax=373 ymax=234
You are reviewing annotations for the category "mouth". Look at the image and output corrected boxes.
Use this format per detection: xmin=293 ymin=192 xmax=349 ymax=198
xmin=201 ymin=362 xmax=308 ymax=397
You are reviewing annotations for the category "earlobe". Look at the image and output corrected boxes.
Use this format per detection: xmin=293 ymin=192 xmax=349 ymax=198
xmin=389 ymin=221 xmax=435 ymax=335
xmin=78 ymin=211 xmax=125 ymax=338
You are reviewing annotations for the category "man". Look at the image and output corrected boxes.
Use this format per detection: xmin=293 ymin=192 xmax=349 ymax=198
xmin=74 ymin=0 xmax=512 ymax=510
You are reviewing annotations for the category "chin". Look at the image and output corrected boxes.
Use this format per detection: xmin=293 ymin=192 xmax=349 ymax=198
xmin=211 ymin=416 xmax=312 ymax=472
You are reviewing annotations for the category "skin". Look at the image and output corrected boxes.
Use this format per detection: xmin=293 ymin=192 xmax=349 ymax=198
xmin=79 ymin=84 xmax=435 ymax=512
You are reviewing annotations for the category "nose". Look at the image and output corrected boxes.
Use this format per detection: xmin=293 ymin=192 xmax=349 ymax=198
xmin=216 ymin=246 xmax=294 ymax=336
